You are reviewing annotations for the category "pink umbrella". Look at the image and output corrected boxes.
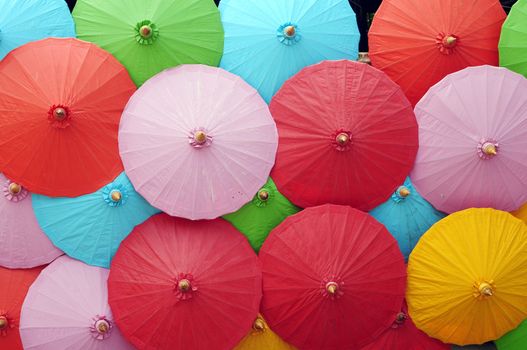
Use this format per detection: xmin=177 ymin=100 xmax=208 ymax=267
xmin=411 ymin=65 xmax=527 ymax=213
xmin=19 ymin=255 xmax=133 ymax=350
xmin=119 ymin=64 xmax=278 ymax=220
xmin=0 ymin=173 xmax=62 ymax=268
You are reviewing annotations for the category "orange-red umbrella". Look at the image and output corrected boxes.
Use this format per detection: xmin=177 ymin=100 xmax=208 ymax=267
xmin=0 ymin=38 xmax=135 ymax=196
xmin=369 ymin=0 xmax=506 ymax=106
xmin=0 ymin=266 xmax=43 ymax=350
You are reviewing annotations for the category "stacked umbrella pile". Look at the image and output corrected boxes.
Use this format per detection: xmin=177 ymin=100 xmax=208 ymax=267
xmin=0 ymin=0 xmax=527 ymax=349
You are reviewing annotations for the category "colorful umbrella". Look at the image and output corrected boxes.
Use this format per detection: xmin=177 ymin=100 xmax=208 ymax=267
xmin=233 ymin=315 xmax=296 ymax=350
xmin=0 ymin=0 xmax=75 ymax=59
xmin=73 ymin=0 xmax=223 ymax=86
xmin=499 ymin=0 xmax=527 ymax=78
xmin=0 ymin=266 xmax=42 ymax=350
xmin=410 ymin=66 xmax=527 ymax=213
xmin=359 ymin=300 xmax=449 ymax=350
xmin=369 ymin=0 xmax=506 ymax=106
xmin=223 ymin=178 xmax=300 ymax=252
xmin=270 ymin=60 xmax=418 ymax=211
xmin=219 ymin=0 xmax=360 ymax=102
xmin=0 ymin=174 xmax=62 ymax=268
xmin=369 ymin=177 xmax=446 ymax=261
xmin=496 ymin=319 xmax=527 ymax=350
xmin=20 ymin=255 xmax=133 ymax=350
xmin=119 ymin=65 xmax=278 ymax=219
xmin=0 ymin=38 xmax=135 ymax=197
xmin=108 ymin=213 xmax=262 ymax=350
xmin=260 ymin=204 xmax=407 ymax=349
xmin=32 ymin=172 xmax=159 ymax=268
xmin=512 ymin=203 xmax=527 ymax=223
xmin=407 ymin=208 xmax=527 ymax=345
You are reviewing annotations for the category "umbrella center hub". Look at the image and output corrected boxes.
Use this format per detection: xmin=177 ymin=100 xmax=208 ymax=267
xmin=395 ymin=186 xmax=411 ymax=199
xmin=473 ymin=280 xmax=495 ymax=299
xmin=110 ymin=190 xmax=122 ymax=202
xmin=277 ymin=23 xmax=301 ymax=46
xmin=252 ymin=317 xmax=266 ymax=332
xmin=478 ymin=140 xmax=499 ymax=160
xmin=91 ymin=316 xmax=112 ymax=340
xmin=333 ymin=130 xmax=352 ymax=151
xmin=3 ymin=179 xmax=28 ymax=202
xmin=48 ymin=105 xmax=71 ymax=128
xmin=257 ymin=189 xmax=269 ymax=202
xmin=135 ymin=20 xmax=159 ymax=45
xmin=0 ymin=316 xmax=8 ymax=330
xmin=391 ymin=311 xmax=408 ymax=328
xmin=189 ymin=128 xmax=212 ymax=148
xmin=437 ymin=33 xmax=459 ymax=55
xmin=175 ymin=273 xmax=197 ymax=300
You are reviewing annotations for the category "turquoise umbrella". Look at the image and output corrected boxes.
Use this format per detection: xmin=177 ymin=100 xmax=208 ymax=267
xmin=369 ymin=177 xmax=446 ymax=260
xmin=219 ymin=0 xmax=360 ymax=102
xmin=32 ymin=172 xmax=159 ymax=268
xmin=0 ymin=0 xmax=75 ymax=59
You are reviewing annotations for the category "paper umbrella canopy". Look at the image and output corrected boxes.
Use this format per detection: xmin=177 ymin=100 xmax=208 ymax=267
xmin=19 ymin=255 xmax=133 ymax=350
xmin=219 ymin=0 xmax=360 ymax=102
xmin=0 ymin=266 xmax=43 ymax=350
xmin=407 ymin=208 xmax=527 ymax=345
xmin=499 ymin=0 xmax=527 ymax=78
xmin=0 ymin=0 xmax=75 ymax=59
xmin=270 ymin=60 xmax=418 ymax=211
xmin=233 ymin=315 xmax=296 ymax=350
xmin=108 ymin=213 xmax=262 ymax=350
xmin=369 ymin=177 xmax=446 ymax=260
xmin=369 ymin=0 xmax=506 ymax=106
xmin=32 ymin=172 xmax=160 ymax=268
xmin=119 ymin=64 xmax=278 ymax=220
xmin=0 ymin=174 xmax=62 ymax=268
xmin=73 ymin=0 xmax=224 ymax=86
xmin=0 ymin=38 xmax=135 ymax=197
xmin=259 ymin=204 xmax=407 ymax=349
xmin=223 ymin=177 xmax=300 ymax=252
xmin=411 ymin=65 xmax=527 ymax=213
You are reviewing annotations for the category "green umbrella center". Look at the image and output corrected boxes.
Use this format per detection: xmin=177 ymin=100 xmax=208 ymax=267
xmin=135 ymin=20 xmax=159 ymax=45
xmin=140 ymin=25 xmax=153 ymax=39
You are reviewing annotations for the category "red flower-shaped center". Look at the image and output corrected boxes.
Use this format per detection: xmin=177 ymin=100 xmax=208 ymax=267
xmin=48 ymin=105 xmax=72 ymax=129
xmin=174 ymin=273 xmax=198 ymax=301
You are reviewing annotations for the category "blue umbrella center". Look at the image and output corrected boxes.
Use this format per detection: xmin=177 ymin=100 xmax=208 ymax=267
xmin=102 ymin=185 xmax=128 ymax=207
xmin=277 ymin=23 xmax=301 ymax=46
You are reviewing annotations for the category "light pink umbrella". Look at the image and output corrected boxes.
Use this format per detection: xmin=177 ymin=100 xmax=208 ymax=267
xmin=411 ymin=65 xmax=527 ymax=213
xmin=0 ymin=173 xmax=62 ymax=268
xmin=119 ymin=64 xmax=278 ymax=220
xmin=19 ymin=255 xmax=133 ymax=350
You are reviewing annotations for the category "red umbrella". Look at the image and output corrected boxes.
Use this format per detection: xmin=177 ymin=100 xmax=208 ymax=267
xmin=0 ymin=38 xmax=135 ymax=196
xmin=108 ymin=213 xmax=262 ymax=350
xmin=360 ymin=300 xmax=449 ymax=350
xmin=0 ymin=265 xmax=43 ymax=350
xmin=369 ymin=0 xmax=506 ymax=106
xmin=269 ymin=60 xmax=418 ymax=211
xmin=259 ymin=204 xmax=407 ymax=349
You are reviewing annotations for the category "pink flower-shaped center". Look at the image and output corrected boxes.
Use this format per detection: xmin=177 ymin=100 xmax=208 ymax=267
xmin=3 ymin=179 xmax=28 ymax=202
xmin=189 ymin=128 xmax=212 ymax=148
xmin=174 ymin=273 xmax=198 ymax=301
xmin=90 ymin=315 xmax=113 ymax=340
xmin=477 ymin=139 xmax=499 ymax=160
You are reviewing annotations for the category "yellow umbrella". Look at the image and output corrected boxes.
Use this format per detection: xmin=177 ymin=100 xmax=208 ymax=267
xmin=233 ymin=315 xmax=296 ymax=350
xmin=512 ymin=203 xmax=527 ymax=224
xmin=407 ymin=208 xmax=527 ymax=345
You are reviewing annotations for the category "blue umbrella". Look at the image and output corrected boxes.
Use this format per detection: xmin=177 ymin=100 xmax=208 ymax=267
xmin=219 ymin=0 xmax=360 ymax=102
xmin=0 ymin=0 xmax=75 ymax=59
xmin=369 ymin=177 xmax=446 ymax=261
xmin=32 ymin=172 xmax=160 ymax=268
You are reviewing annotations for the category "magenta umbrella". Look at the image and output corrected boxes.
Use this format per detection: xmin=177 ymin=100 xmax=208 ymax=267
xmin=0 ymin=173 xmax=62 ymax=268
xmin=19 ymin=255 xmax=133 ymax=350
xmin=119 ymin=64 xmax=278 ymax=220
xmin=411 ymin=65 xmax=527 ymax=213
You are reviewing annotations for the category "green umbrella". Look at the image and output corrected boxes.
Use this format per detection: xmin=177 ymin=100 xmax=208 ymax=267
xmin=73 ymin=0 xmax=224 ymax=86
xmin=223 ymin=178 xmax=300 ymax=253
xmin=499 ymin=0 xmax=527 ymax=78
xmin=495 ymin=319 xmax=527 ymax=350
